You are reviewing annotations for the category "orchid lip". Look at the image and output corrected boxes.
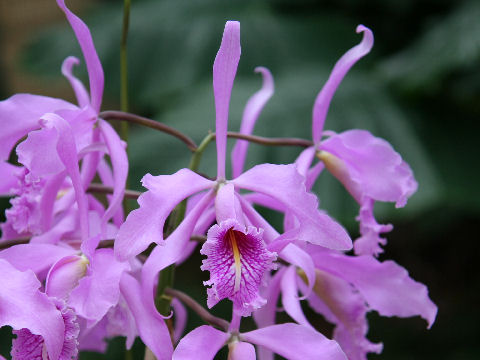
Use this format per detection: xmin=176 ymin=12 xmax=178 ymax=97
xmin=226 ymin=228 xmax=242 ymax=292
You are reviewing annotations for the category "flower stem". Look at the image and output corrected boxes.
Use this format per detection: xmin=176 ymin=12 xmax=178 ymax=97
xmin=120 ymin=0 xmax=130 ymax=141
xmin=189 ymin=132 xmax=215 ymax=172
xmin=100 ymin=111 xmax=198 ymax=152
xmin=165 ymin=288 xmax=229 ymax=331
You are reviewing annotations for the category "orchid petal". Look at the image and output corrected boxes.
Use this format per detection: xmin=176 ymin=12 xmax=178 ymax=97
xmin=61 ymin=56 xmax=90 ymax=107
xmin=120 ymin=273 xmax=173 ymax=360
xmin=294 ymin=147 xmax=316 ymax=178
xmin=141 ymin=191 xmax=215 ymax=318
xmin=281 ymin=266 xmax=312 ymax=328
xmin=320 ymin=130 xmax=417 ymax=206
xmin=312 ymin=25 xmax=373 ymax=143
xmin=0 ymin=259 xmax=65 ymax=360
xmin=201 ymin=219 xmax=277 ymax=316
xmin=299 ymin=270 xmax=383 ymax=360
xmin=0 ymin=93 xmax=75 ymax=161
xmin=229 ymin=341 xmax=256 ymax=360
xmin=213 ymin=21 xmax=241 ymax=180
xmin=56 ymin=0 xmax=104 ymax=112
xmin=172 ymin=298 xmax=187 ymax=343
xmin=280 ymin=243 xmax=315 ymax=299
xmin=69 ymin=248 xmax=129 ymax=322
xmin=0 ymin=162 xmax=21 ymax=195
xmin=233 ymin=163 xmax=351 ymax=250
xmin=45 ymin=254 xmax=89 ymax=301
xmin=173 ymin=325 xmax=229 ymax=360
xmin=98 ymin=119 xmax=128 ymax=233
xmin=242 ymin=323 xmax=347 ymax=360
xmin=115 ymin=169 xmax=213 ymax=261
xmin=312 ymin=251 xmax=437 ymax=328
xmin=231 ymin=66 xmax=274 ymax=178
xmin=0 ymin=244 xmax=76 ymax=279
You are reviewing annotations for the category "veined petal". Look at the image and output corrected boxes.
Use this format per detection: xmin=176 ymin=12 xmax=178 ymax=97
xmin=311 ymin=251 xmax=437 ymax=328
xmin=213 ymin=21 xmax=241 ymax=180
xmin=233 ymin=163 xmax=351 ymax=250
xmin=115 ymin=169 xmax=213 ymax=261
xmin=201 ymin=219 xmax=277 ymax=316
xmin=312 ymin=25 xmax=373 ymax=143
xmin=56 ymin=0 xmax=104 ymax=112
xmin=0 ymin=259 xmax=65 ymax=360
xmin=241 ymin=323 xmax=347 ymax=360
xmin=61 ymin=56 xmax=89 ymax=108
xmin=172 ymin=325 xmax=229 ymax=360
xmin=120 ymin=273 xmax=173 ymax=360
xmin=0 ymin=94 xmax=76 ymax=162
xmin=231 ymin=67 xmax=274 ymax=178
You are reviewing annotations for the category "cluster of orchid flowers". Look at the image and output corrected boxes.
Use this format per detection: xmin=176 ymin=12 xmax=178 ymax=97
xmin=0 ymin=1 xmax=437 ymax=359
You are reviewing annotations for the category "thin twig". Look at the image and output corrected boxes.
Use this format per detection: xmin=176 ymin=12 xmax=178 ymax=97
xmin=165 ymin=288 xmax=229 ymax=331
xmin=87 ymin=183 xmax=142 ymax=199
xmin=225 ymin=131 xmax=313 ymax=148
xmin=100 ymin=111 xmax=198 ymax=152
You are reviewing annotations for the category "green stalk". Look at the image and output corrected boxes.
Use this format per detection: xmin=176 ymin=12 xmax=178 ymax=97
xmin=120 ymin=0 xmax=131 ymax=140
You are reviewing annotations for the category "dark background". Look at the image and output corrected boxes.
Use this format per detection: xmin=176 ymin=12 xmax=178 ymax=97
xmin=0 ymin=0 xmax=479 ymax=358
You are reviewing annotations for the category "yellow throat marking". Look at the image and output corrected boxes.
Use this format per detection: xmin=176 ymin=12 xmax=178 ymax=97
xmin=227 ymin=229 xmax=242 ymax=293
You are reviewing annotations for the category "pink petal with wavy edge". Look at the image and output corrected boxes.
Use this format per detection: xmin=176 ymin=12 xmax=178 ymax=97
xmin=229 ymin=341 xmax=256 ymax=360
xmin=201 ymin=218 xmax=277 ymax=316
xmin=0 ymin=259 xmax=65 ymax=360
xmin=242 ymin=323 xmax=347 ymax=360
xmin=312 ymin=251 xmax=437 ymax=328
xmin=0 ymin=243 xmax=76 ymax=279
xmin=233 ymin=163 xmax=351 ymax=250
xmin=141 ymin=191 xmax=215 ymax=318
xmin=231 ymin=67 xmax=274 ymax=178
xmin=0 ymin=93 xmax=76 ymax=161
xmin=98 ymin=120 xmax=128 ymax=233
xmin=354 ymin=198 xmax=393 ymax=256
xmin=56 ymin=0 xmax=104 ymax=112
xmin=69 ymin=248 xmax=129 ymax=322
xmin=120 ymin=273 xmax=173 ymax=360
xmin=312 ymin=25 xmax=373 ymax=143
xmin=213 ymin=21 xmax=241 ymax=180
xmin=0 ymin=162 xmax=21 ymax=195
xmin=299 ymin=270 xmax=382 ymax=360
xmin=61 ymin=56 xmax=89 ymax=108
xmin=115 ymin=169 xmax=213 ymax=261
xmin=321 ymin=130 xmax=417 ymax=206
xmin=173 ymin=325 xmax=229 ymax=360
xmin=236 ymin=195 xmax=280 ymax=243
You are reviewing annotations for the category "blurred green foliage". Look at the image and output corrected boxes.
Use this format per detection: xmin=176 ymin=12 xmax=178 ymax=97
xmin=1 ymin=0 xmax=479 ymax=358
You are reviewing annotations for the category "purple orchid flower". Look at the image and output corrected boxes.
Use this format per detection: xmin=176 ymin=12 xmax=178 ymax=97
xmin=0 ymin=0 xmax=128 ymax=249
xmin=293 ymin=25 xmax=417 ymax=256
xmin=115 ymin=20 xmax=351 ymax=325
xmin=172 ymin=323 xmax=347 ymax=360
xmin=252 ymin=244 xmax=437 ymax=360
